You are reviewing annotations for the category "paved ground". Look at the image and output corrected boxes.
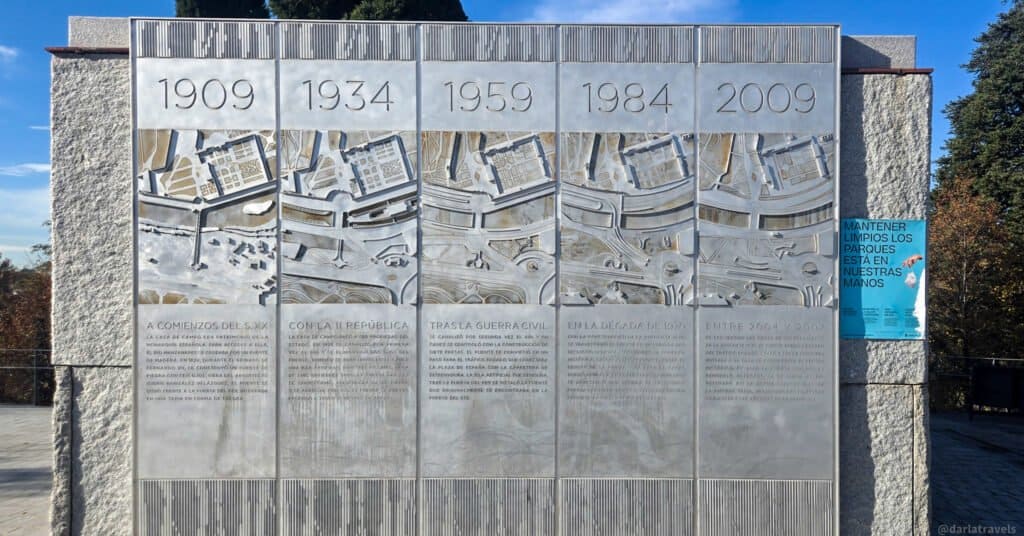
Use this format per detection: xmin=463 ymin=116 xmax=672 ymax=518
xmin=931 ymin=412 xmax=1024 ymax=535
xmin=0 ymin=403 xmax=51 ymax=536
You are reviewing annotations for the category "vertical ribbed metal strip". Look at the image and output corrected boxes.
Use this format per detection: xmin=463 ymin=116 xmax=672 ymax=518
xmin=421 ymin=24 xmax=557 ymax=62
xmin=560 ymin=479 xmax=693 ymax=536
xmin=134 ymin=20 xmax=275 ymax=59
xmin=700 ymin=26 xmax=834 ymax=63
xmin=559 ymin=26 xmax=694 ymax=63
xmin=422 ymin=479 xmax=555 ymax=535
xmin=280 ymin=479 xmax=416 ymax=535
xmin=137 ymin=479 xmax=277 ymax=535
xmin=698 ymin=479 xmax=833 ymax=536
xmin=279 ymin=22 xmax=416 ymax=61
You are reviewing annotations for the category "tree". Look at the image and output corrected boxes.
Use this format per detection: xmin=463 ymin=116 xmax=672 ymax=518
xmin=928 ymin=178 xmax=1012 ymax=359
xmin=350 ymin=0 xmax=467 ymax=20
xmin=270 ymin=0 xmax=467 ymax=20
xmin=176 ymin=0 xmax=270 ymax=18
xmin=935 ymin=1 xmax=1024 ymax=234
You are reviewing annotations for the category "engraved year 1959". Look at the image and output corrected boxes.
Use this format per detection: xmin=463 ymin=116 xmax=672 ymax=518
xmin=444 ymin=80 xmax=533 ymax=112
xmin=301 ymin=79 xmax=394 ymax=111
xmin=715 ymin=82 xmax=815 ymax=114
xmin=157 ymin=78 xmax=254 ymax=110
xmin=582 ymin=82 xmax=671 ymax=114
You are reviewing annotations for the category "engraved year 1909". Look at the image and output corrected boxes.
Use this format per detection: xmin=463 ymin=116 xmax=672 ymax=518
xmin=157 ymin=77 xmax=254 ymax=110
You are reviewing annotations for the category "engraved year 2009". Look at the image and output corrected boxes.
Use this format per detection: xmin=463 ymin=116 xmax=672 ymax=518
xmin=301 ymin=79 xmax=393 ymax=111
xmin=582 ymin=82 xmax=671 ymax=114
xmin=157 ymin=78 xmax=254 ymax=110
xmin=715 ymin=82 xmax=815 ymax=114
xmin=444 ymin=80 xmax=533 ymax=112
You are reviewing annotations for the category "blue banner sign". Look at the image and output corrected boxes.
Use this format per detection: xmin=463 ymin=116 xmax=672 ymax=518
xmin=839 ymin=219 xmax=927 ymax=339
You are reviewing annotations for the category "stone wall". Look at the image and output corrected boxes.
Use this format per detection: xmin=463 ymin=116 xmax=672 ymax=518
xmin=48 ymin=18 xmax=931 ymax=535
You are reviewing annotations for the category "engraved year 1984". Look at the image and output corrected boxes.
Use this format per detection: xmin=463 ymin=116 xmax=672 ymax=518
xmin=582 ymin=82 xmax=671 ymax=114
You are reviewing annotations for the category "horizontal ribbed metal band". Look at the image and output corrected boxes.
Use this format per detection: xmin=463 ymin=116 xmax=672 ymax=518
xmin=422 ymin=24 xmax=557 ymax=62
xmin=701 ymin=26 xmax=835 ymax=63
xmin=137 ymin=479 xmax=277 ymax=535
xmin=560 ymin=26 xmax=693 ymax=63
xmin=279 ymin=22 xmax=415 ymax=60
xmin=698 ymin=479 xmax=833 ymax=536
xmin=134 ymin=19 xmax=276 ymax=59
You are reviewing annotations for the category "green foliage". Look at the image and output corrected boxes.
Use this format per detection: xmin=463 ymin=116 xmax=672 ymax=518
xmin=269 ymin=0 xmax=358 ymax=19
xmin=270 ymin=0 xmax=467 ymax=20
xmin=930 ymin=1 xmax=1024 ymax=387
xmin=176 ymin=0 xmax=270 ymax=18
xmin=936 ymin=1 xmax=1024 ymax=233
xmin=349 ymin=0 xmax=467 ymax=20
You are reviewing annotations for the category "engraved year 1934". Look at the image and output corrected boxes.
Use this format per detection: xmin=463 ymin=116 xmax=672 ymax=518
xmin=301 ymin=79 xmax=394 ymax=111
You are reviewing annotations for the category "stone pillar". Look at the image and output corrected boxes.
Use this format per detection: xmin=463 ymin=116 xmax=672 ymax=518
xmin=49 ymin=17 xmax=133 ymax=536
xmin=839 ymin=36 xmax=932 ymax=536
xmin=47 ymin=19 xmax=932 ymax=535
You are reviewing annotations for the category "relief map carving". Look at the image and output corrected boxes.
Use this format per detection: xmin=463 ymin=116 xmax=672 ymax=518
xmin=560 ymin=132 xmax=697 ymax=306
xmin=420 ymin=131 xmax=557 ymax=305
xmin=697 ymin=133 xmax=836 ymax=307
xmin=278 ymin=130 xmax=419 ymax=305
xmin=136 ymin=129 xmax=278 ymax=305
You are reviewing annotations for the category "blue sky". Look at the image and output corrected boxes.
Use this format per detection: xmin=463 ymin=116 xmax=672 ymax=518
xmin=0 ymin=0 xmax=1008 ymax=266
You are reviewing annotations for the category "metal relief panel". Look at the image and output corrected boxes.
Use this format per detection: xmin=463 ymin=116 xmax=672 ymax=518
xmin=560 ymin=479 xmax=693 ymax=535
xmin=138 ymin=479 xmax=277 ymax=535
xmin=135 ymin=57 xmax=275 ymax=130
xmin=695 ymin=24 xmax=839 ymax=532
xmin=422 ymin=479 xmax=555 ymax=535
xmin=276 ymin=23 xmax=419 ymax=484
xmin=420 ymin=305 xmax=555 ymax=476
xmin=279 ymin=305 xmax=416 ymax=477
xmin=136 ymin=305 xmax=276 ymax=478
xmin=700 ymin=26 xmax=835 ymax=64
xmin=420 ymin=26 xmax=557 ymax=486
xmin=560 ymin=26 xmax=694 ymax=133
xmin=135 ymin=20 xmax=276 ymax=59
xmin=561 ymin=25 xmax=694 ymax=63
xmin=558 ymin=130 xmax=696 ymax=303
xmin=697 ymin=307 xmax=833 ymax=479
xmin=557 ymin=26 xmax=696 ymax=491
xmin=559 ymin=306 xmax=693 ymax=477
xmin=698 ymin=479 xmax=833 ymax=536
xmin=133 ymin=19 xmax=278 ymax=490
xmin=281 ymin=479 xmax=415 ymax=535
xmin=422 ymin=24 xmax=556 ymax=62
xmin=696 ymin=131 xmax=836 ymax=306
xmin=280 ymin=22 xmax=415 ymax=61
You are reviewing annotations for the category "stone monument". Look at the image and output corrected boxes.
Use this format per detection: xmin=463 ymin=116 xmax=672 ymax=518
xmin=49 ymin=17 xmax=932 ymax=536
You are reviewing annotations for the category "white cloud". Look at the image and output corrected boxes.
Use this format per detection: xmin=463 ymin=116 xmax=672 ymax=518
xmin=0 ymin=45 xmax=17 ymax=62
xmin=28 ymin=125 xmax=49 ymax=131
xmin=0 ymin=163 xmax=50 ymax=176
xmin=0 ymin=187 xmax=50 ymax=265
xmin=531 ymin=0 xmax=735 ymax=23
